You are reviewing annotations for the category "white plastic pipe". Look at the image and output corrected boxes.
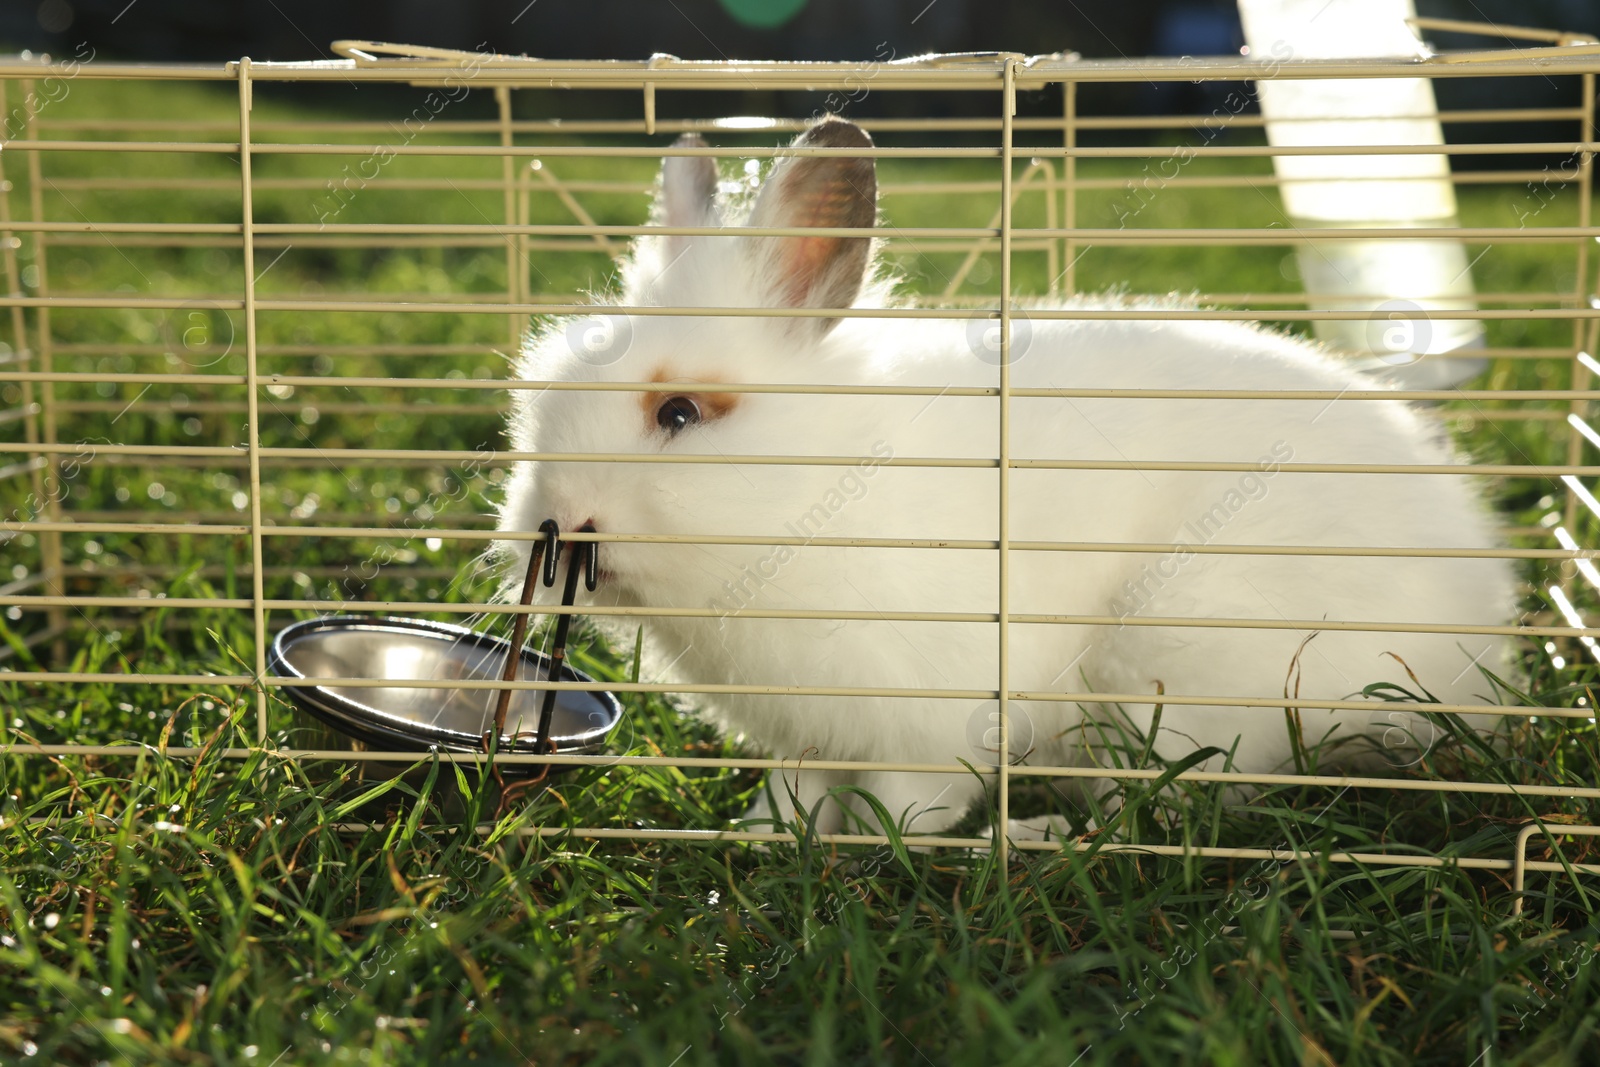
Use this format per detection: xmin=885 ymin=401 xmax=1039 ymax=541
xmin=1238 ymin=0 xmax=1486 ymax=388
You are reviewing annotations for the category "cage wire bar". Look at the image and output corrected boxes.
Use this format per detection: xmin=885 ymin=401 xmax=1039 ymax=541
xmin=1 ymin=31 xmax=1600 ymax=882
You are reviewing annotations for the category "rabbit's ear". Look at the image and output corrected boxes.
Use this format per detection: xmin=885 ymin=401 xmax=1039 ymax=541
xmin=659 ymin=132 xmax=719 ymax=256
xmin=746 ymin=119 xmax=876 ymax=333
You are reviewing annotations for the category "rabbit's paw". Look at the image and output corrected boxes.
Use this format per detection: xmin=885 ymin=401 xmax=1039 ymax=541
xmin=969 ymin=814 xmax=1082 ymax=855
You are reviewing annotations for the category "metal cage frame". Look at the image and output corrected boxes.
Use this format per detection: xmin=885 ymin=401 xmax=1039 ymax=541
xmin=3 ymin=23 xmax=1600 ymax=893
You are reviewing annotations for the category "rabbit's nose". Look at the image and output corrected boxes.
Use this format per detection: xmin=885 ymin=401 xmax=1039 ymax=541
xmin=552 ymin=515 xmax=596 ymax=535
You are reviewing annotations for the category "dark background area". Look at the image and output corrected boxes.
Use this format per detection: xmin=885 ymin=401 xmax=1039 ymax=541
xmin=3 ymin=0 xmax=1599 ymax=153
xmin=5 ymin=0 xmax=1598 ymax=68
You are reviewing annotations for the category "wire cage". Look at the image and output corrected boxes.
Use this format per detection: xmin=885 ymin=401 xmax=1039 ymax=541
xmin=3 ymin=22 xmax=1600 ymax=897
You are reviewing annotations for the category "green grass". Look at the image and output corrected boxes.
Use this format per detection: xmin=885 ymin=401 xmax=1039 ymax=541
xmin=3 ymin=75 xmax=1600 ymax=1064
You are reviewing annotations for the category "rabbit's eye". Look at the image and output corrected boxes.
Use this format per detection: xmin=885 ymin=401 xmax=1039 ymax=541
xmin=656 ymin=395 xmax=702 ymax=435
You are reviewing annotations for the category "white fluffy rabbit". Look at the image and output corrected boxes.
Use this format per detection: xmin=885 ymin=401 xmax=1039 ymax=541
xmin=496 ymin=118 xmax=1516 ymax=838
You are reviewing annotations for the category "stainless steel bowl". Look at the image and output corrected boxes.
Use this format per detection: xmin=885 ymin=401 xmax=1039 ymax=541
xmin=269 ymin=615 xmax=620 ymax=776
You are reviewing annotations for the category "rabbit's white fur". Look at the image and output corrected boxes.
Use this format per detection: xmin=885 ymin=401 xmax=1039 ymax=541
xmin=495 ymin=120 xmax=1515 ymax=837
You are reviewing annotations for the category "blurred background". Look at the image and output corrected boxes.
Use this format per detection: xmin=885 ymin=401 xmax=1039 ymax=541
xmin=2 ymin=0 xmax=1597 ymax=66
xmin=5 ymin=0 xmax=1600 ymax=167
xmin=3 ymin=0 xmax=1599 ymax=130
